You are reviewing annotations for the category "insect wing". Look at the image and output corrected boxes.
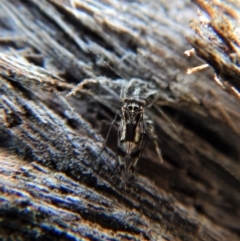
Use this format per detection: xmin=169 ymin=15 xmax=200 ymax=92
xmin=117 ymin=105 xmax=145 ymax=173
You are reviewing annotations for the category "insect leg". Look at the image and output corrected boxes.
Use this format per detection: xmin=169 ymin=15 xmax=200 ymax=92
xmin=66 ymin=77 xmax=121 ymax=98
xmin=66 ymin=78 xmax=99 ymax=97
xmin=144 ymin=120 xmax=163 ymax=164
xmin=154 ymin=106 xmax=179 ymax=134
xmin=97 ymin=111 xmax=120 ymax=158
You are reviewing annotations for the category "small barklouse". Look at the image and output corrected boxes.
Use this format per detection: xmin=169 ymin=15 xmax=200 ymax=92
xmin=68 ymin=49 xmax=164 ymax=181
xmin=103 ymin=77 xmax=164 ymax=179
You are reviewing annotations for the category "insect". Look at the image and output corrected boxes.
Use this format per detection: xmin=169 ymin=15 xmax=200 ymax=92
xmin=68 ymin=76 xmax=164 ymax=179
xmin=67 ymin=49 xmax=164 ymax=180
xmin=116 ymin=78 xmax=163 ymax=176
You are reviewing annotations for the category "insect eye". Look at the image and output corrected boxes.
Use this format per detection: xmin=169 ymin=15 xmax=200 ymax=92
xmin=126 ymin=105 xmax=132 ymax=111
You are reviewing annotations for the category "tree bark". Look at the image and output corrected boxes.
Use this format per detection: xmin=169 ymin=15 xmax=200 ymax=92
xmin=0 ymin=0 xmax=240 ymax=240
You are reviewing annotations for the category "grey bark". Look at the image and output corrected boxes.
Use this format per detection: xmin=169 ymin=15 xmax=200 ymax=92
xmin=0 ymin=0 xmax=240 ymax=240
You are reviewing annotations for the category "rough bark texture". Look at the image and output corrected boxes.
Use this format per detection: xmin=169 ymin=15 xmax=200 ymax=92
xmin=0 ymin=0 xmax=240 ymax=240
xmin=187 ymin=0 xmax=240 ymax=101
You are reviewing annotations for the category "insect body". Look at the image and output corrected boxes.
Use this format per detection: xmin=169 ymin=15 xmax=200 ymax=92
xmin=118 ymin=97 xmax=146 ymax=174
xmin=114 ymin=78 xmax=164 ymax=177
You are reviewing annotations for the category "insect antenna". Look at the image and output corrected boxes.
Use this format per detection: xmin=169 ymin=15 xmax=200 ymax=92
xmin=88 ymin=47 xmax=125 ymax=81
xmin=88 ymin=47 xmax=128 ymax=98
xmin=220 ymin=164 xmax=240 ymax=182
xmin=87 ymin=48 xmax=125 ymax=158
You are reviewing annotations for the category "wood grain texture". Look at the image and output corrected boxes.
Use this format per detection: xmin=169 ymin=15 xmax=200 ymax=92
xmin=0 ymin=0 xmax=240 ymax=240
xmin=187 ymin=0 xmax=240 ymax=100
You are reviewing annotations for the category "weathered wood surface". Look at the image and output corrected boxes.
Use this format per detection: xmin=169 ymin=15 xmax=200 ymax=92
xmin=187 ymin=0 xmax=240 ymax=101
xmin=0 ymin=0 xmax=240 ymax=240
